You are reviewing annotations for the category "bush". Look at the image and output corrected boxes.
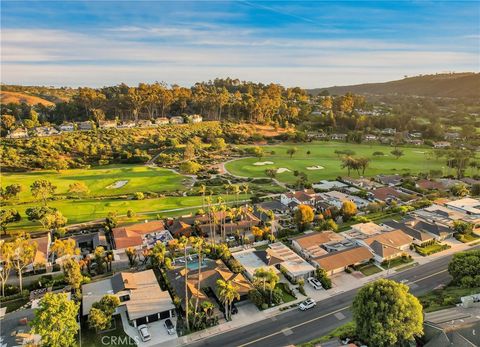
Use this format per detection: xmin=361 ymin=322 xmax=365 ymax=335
xmin=133 ymin=192 xmax=144 ymax=200
xmin=261 ymin=303 xmax=268 ymax=310
xmin=248 ymin=289 xmax=265 ymax=309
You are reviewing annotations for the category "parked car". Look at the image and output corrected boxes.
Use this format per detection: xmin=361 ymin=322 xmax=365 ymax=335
xmin=137 ymin=324 xmax=151 ymax=342
xmin=307 ymin=277 xmax=323 ymax=290
xmin=299 ymin=298 xmax=316 ymax=311
xmin=164 ymin=318 xmax=176 ymax=335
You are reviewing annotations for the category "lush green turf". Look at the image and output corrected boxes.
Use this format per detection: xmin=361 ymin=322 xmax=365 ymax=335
xmin=5 ymin=194 xmax=241 ymax=234
xmin=1 ymin=164 xmax=187 ymax=201
xmin=418 ymin=286 xmax=480 ymax=313
xmin=226 ymin=141 xmax=452 ymax=183
xmin=357 ymin=264 xmax=383 ymax=276
xmin=81 ymin=316 xmax=134 ymax=347
xmin=276 ymin=283 xmax=296 ymax=303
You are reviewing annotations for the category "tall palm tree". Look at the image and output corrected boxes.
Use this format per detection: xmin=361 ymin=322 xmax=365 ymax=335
xmin=199 ymin=184 xmax=207 ymax=213
xmin=216 ymin=279 xmax=240 ymax=321
xmin=178 ymin=236 xmax=190 ymax=331
xmin=190 ymin=236 xmax=204 ymax=328
xmin=231 ymin=184 xmax=241 ymax=207
xmin=266 ymin=269 xmax=280 ymax=304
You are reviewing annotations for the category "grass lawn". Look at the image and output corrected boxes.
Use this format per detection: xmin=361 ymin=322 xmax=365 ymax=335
xmin=383 ymin=256 xmax=414 ymax=269
xmin=226 ymin=141 xmax=456 ymax=184
xmin=418 ymin=286 xmax=480 ymax=313
xmin=298 ymin=321 xmax=356 ymax=346
xmin=81 ymin=316 xmax=135 ymax=347
xmin=415 ymin=242 xmax=451 ymax=256
xmin=456 ymin=233 xmax=480 ymax=243
xmin=4 ymin=194 xmax=240 ymax=234
xmin=394 ymin=262 xmax=418 ymax=272
xmin=357 ymin=264 xmax=383 ymax=276
xmin=1 ymin=164 xmax=187 ymax=202
xmin=276 ymin=283 xmax=296 ymax=303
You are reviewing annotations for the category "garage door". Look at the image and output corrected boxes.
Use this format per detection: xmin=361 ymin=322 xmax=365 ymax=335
xmin=159 ymin=311 xmax=170 ymax=320
xmin=148 ymin=314 xmax=159 ymax=323
xmin=136 ymin=316 xmax=147 ymax=326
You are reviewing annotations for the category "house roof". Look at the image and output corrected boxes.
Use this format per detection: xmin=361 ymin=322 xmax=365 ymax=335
xmin=350 ymin=222 xmax=384 ymax=236
xmin=267 ymin=242 xmax=315 ymax=276
xmin=312 ymin=246 xmax=373 ymax=271
xmin=376 ymin=174 xmax=402 ymax=186
xmin=404 ymin=219 xmax=453 ymax=237
xmin=292 ymin=231 xmax=344 ymax=249
xmin=112 ymin=221 xmax=166 ymax=249
xmin=370 ymin=241 xmax=404 ymax=258
xmin=371 ymin=187 xmax=404 ymax=201
xmin=416 ymin=179 xmax=446 ymax=191
xmin=363 ymin=229 xmax=412 ymax=249
xmin=383 ymin=220 xmax=434 ymax=242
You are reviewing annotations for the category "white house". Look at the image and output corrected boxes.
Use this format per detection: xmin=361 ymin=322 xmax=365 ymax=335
xmin=445 ymin=198 xmax=480 ymax=217
xmin=6 ymin=128 xmax=29 ymax=139
xmin=280 ymin=189 xmax=317 ymax=207
xmin=59 ymin=122 xmax=75 ymax=132
xmin=155 ymin=117 xmax=170 ymax=125
xmin=169 ymin=116 xmax=184 ymax=124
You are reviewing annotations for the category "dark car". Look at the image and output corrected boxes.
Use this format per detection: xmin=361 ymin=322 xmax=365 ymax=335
xmin=164 ymin=318 xmax=175 ymax=335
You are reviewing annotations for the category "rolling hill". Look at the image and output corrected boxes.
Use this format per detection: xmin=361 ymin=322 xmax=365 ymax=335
xmin=311 ymin=73 xmax=480 ymax=99
xmin=0 ymin=91 xmax=55 ymax=106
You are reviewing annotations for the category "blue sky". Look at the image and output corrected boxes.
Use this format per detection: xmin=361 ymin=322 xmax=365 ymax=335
xmin=1 ymin=1 xmax=479 ymax=87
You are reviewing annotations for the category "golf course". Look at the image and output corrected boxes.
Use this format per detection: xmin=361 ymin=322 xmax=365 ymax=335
xmin=2 ymin=165 xmax=188 ymax=202
xmin=226 ymin=142 xmax=450 ymax=183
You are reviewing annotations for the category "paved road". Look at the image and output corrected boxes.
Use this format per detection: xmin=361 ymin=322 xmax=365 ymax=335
xmin=187 ymin=250 xmax=469 ymax=347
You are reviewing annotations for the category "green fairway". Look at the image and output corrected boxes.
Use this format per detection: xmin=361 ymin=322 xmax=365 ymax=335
xmin=5 ymin=194 xmax=241 ymax=234
xmin=1 ymin=164 xmax=187 ymax=201
xmin=226 ymin=142 xmax=453 ymax=183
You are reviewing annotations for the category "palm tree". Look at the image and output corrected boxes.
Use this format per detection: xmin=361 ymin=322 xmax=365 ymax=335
xmin=178 ymin=236 xmax=190 ymax=331
xmin=231 ymin=184 xmax=241 ymax=207
xmin=150 ymin=241 xmax=168 ymax=269
xmin=199 ymin=184 xmax=207 ymax=213
xmin=253 ymin=268 xmax=269 ymax=292
xmin=190 ymin=236 xmax=204 ymax=328
xmin=201 ymin=300 xmax=215 ymax=326
xmin=266 ymin=269 xmax=279 ymax=304
xmin=216 ymin=279 xmax=240 ymax=321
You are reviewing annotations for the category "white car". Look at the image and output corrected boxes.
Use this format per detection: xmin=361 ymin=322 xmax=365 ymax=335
xmin=137 ymin=324 xmax=151 ymax=342
xmin=307 ymin=277 xmax=323 ymax=290
xmin=299 ymin=298 xmax=316 ymax=311
xmin=164 ymin=318 xmax=176 ymax=335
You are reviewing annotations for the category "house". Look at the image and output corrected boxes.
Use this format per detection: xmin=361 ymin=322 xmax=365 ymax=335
xmin=364 ymin=134 xmax=377 ymax=141
xmin=345 ymin=222 xmax=385 ymax=239
xmin=255 ymin=200 xmax=289 ymax=216
xmin=358 ymin=229 xmax=412 ymax=262
xmin=312 ymin=180 xmax=348 ymax=191
xmin=112 ymin=221 xmax=171 ymax=251
xmin=154 ymin=117 xmax=170 ymax=125
xmin=82 ymin=270 xmax=175 ymax=327
xmin=416 ymin=179 xmax=446 ymax=191
xmin=405 ymin=139 xmax=424 ymax=146
xmin=445 ymin=198 xmax=480 ymax=217
xmin=433 ymin=141 xmax=451 ymax=149
xmin=98 ymin=120 xmax=117 ymax=129
xmin=370 ymin=186 xmax=411 ymax=203
xmin=166 ymin=258 xmax=252 ymax=317
xmin=6 ymin=128 xmax=28 ymax=139
xmin=444 ymin=132 xmax=461 ymax=141
xmin=311 ymin=246 xmax=373 ymax=275
xmin=59 ymin=122 xmax=75 ymax=132
xmin=341 ymin=177 xmax=383 ymax=190
xmin=28 ymin=233 xmax=52 ymax=272
xmin=118 ymin=121 xmax=136 ymax=128
xmin=137 ymin=119 xmax=153 ymax=127
xmin=78 ymin=121 xmax=93 ymax=131
xmin=232 ymin=248 xmax=281 ymax=281
xmin=321 ymin=191 xmax=369 ymax=209
xmin=280 ymin=189 xmax=317 ymax=207
xmin=330 ymin=133 xmax=347 ymax=141
xmin=413 ymin=204 xmax=480 ymax=230
xmin=267 ymin=242 xmax=316 ymax=280
xmin=189 ymin=114 xmax=203 ymax=123
xmin=381 ymin=128 xmax=396 ymax=135
xmin=169 ymin=116 xmax=184 ymax=124
xmin=409 ymin=132 xmax=423 ymax=139
xmin=376 ymin=174 xmax=402 ymax=186
xmin=34 ymin=126 xmax=59 ymax=137
xmin=62 ymin=231 xmax=108 ymax=255
xmin=291 ymin=231 xmax=345 ymax=259
xmin=382 ymin=219 xmax=436 ymax=245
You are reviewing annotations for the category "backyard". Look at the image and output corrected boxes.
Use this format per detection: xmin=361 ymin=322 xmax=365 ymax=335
xmin=225 ymin=141 xmax=452 ymax=183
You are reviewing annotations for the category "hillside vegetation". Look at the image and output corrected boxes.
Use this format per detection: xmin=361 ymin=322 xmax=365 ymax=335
xmin=312 ymin=73 xmax=480 ymax=99
xmin=0 ymin=91 xmax=55 ymax=107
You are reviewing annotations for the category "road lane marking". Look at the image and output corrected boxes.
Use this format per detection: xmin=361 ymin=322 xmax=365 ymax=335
xmin=238 ymin=269 xmax=450 ymax=347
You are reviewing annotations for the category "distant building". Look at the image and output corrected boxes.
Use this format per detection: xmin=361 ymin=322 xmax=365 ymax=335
xmin=433 ymin=141 xmax=451 ymax=149
xmin=364 ymin=134 xmax=377 ymax=141
xmin=59 ymin=122 xmax=75 ymax=132
xmin=6 ymin=128 xmax=28 ymax=139
xmin=154 ymin=117 xmax=170 ymax=125
xmin=330 ymin=133 xmax=347 ymax=141
xmin=169 ymin=116 xmax=184 ymax=124
xmin=34 ymin=126 xmax=59 ymax=137
xmin=78 ymin=121 xmax=93 ymax=131
xmin=98 ymin=120 xmax=117 ymax=129
xmin=189 ymin=114 xmax=203 ymax=123
xmin=376 ymin=174 xmax=403 ymax=186
xmin=444 ymin=132 xmax=461 ymax=141
xmin=117 ymin=121 xmax=136 ymax=128
xmin=381 ymin=128 xmax=396 ymax=135
xmin=137 ymin=119 xmax=153 ymax=127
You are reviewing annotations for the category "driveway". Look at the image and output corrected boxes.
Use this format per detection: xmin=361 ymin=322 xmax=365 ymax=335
xmin=118 ymin=307 xmax=178 ymax=347
xmin=0 ymin=308 xmax=34 ymax=347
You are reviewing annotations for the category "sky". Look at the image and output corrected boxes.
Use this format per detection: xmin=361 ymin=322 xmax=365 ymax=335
xmin=1 ymin=0 xmax=479 ymax=88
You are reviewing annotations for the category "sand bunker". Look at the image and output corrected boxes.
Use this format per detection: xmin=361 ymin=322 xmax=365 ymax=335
xmin=276 ymin=168 xmax=291 ymax=174
xmin=253 ymin=161 xmax=274 ymax=166
xmin=106 ymin=180 xmax=128 ymax=189
xmin=306 ymin=165 xmax=324 ymax=170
